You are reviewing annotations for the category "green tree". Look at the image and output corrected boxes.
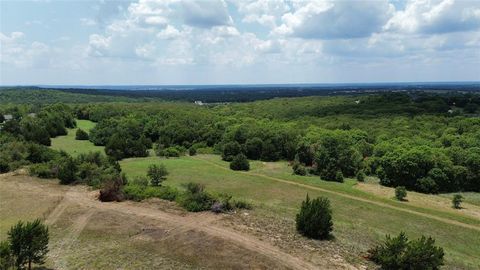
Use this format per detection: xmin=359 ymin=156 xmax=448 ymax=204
xmin=8 ymin=219 xmax=49 ymax=270
xmin=147 ymin=164 xmax=168 ymax=186
xmin=222 ymin=141 xmax=242 ymax=161
xmin=452 ymin=194 xmax=463 ymax=209
xmin=245 ymin=137 xmax=263 ymax=160
xmin=296 ymin=195 xmax=333 ymax=240
xmin=229 ymin=154 xmax=250 ymax=171
xmin=395 ymin=186 xmax=407 ymax=201
xmin=0 ymin=241 xmax=13 ymax=270
xmin=75 ymin=129 xmax=89 ymax=140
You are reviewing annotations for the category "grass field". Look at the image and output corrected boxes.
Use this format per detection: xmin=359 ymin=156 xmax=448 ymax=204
xmin=50 ymin=120 xmax=103 ymax=156
xmin=45 ymin=120 xmax=480 ymax=269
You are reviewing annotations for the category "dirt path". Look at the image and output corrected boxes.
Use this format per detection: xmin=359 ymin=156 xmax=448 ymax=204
xmin=58 ymin=186 xmax=325 ymax=270
xmin=193 ymin=156 xmax=480 ymax=232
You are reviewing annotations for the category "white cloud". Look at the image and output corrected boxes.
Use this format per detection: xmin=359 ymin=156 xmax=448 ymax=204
xmin=274 ymin=1 xmax=394 ymax=39
xmin=80 ymin=18 xmax=96 ymax=26
xmin=238 ymin=0 xmax=290 ymax=28
xmin=385 ymin=0 xmax=480 ymax=34
xmin=0 ymin=32 xmax=51 ymax=68
xmin=180 ymin=0 xmax=233 ymax=28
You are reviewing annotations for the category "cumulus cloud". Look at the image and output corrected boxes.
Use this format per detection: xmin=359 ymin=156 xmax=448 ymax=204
xmin=180 ymin=0 xmax=233 ymax=28
xmin=385 ymin=0 xmax=480 ymax=34
xmin=0 ymin=32 xmax=50 ymax=68
xmin=238 ymin=0 xmax=290 ymax=28
xmin=274 ymin=0 xmax=394 ymax=39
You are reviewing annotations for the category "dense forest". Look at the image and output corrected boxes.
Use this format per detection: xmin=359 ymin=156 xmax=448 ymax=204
xmin=1 ymin=90 xmax=479 ymax=194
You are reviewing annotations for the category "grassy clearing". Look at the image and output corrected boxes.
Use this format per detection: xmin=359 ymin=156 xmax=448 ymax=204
xmin=120 ymin=155 xmax=480 ymax=269
xmin=50 ymin=119 xmax=103 ymax=156
xmin=46 ymin=128 xmax=480 ymax=269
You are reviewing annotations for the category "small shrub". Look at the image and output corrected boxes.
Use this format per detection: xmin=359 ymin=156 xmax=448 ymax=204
xmin=292 ymin=161 xmax=307 ymax=176
xmin=75 ymin=129 xmax=89 ymax=140
xmin=29 ymin=163 xmax=56 ymax=178
xmin=178 ymin=182 xmax=215 ymax=212
xmin=335 ymin=170 xmax=344 ymax=182
xmin=395 ymin=186 xmax=407 ymax=201
xmin=356 ymin=170 xmax=365 ymax=182
xmin=124 ymin=185 xmax=179 ymax=202
xmin=232 ymin=199 xmax=253 ymax=210
xmin=156 ymin=146 xmax=183 ymax=158
xmin=98 ymin=177 xmax=125 ymax=202
xmin=368 ymin=232 xmax=444 ymax=270
xmin=147 ymin=164 xmax=168 ymax=186
xmin=296 ymin=195 xmax=333 ymax=240
xmin=229 ymin=154 xmax=250 ymax=171
xmin=452 ymin=194 xmax=463 ymax=209
xmin=57 ymin=156 xmax=78 ymax=184
xmin=189 ymin=147 xmax=197 ymax=156
xmin=131 ymin=176 xmax=149 ymax=187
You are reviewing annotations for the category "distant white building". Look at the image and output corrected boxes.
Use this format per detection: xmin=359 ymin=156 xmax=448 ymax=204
xmin=355 ymin=100 xmax=360 ymax=104
xmin=3 ymin=114 xmax=13 ymax=121
xmin=194 ymin=101 xmax=204 ymax=106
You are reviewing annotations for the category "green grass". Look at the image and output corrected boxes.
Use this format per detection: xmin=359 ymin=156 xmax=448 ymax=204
xmin=441 ymin=192 xmax=480 ymax=207
xmin=50 ymin=120 xmax=104 ymax=156
xmin=47 ymin=127 xmax=480 ymax=269
xmin=120 ymin=155 xmax=480 ymax=269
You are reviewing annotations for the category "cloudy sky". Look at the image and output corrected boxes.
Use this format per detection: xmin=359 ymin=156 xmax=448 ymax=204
xmin=1 ymin=0 xmax=479 ymax=85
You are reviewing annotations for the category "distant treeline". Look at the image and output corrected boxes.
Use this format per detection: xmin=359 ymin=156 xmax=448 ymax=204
xmin=1 ymin=82 xmax=480 ymax=103
xmin=1 ymin=91 xmax=479 ymax=194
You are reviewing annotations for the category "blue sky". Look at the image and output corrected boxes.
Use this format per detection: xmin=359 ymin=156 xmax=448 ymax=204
xmin=1 ymin=0 xmax=479 ymax=85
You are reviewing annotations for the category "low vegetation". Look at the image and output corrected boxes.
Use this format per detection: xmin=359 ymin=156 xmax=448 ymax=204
xmin=368 ymin=232 xmax=444 ymax=270
xmin=452 ymin=194 xmax=463 ymax=209
xmin=296 ymin=195 xmax=333 ymax=240
xmin=0 ymin=219 xmax=49 ymax=270
xmin=395 ymin=186 xmax=407 ymax=201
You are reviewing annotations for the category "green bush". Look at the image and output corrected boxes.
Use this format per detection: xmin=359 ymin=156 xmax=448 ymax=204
xmin=75 ymin=129 xmax=89 ymax=140
xmin=232 ymin=199 xmax=253 ymax=210
xmin=395 ymin=186 xmax=407 ymax=201
xmin=356 ymin=170 xmax=366 ymax=182
xmin=124 ymin=184 xmax=178 ymax=202
xmin=178 ymin=182 xmax=215 ymax=212
xmin=57 ymin=156 xmax=78 ymax=184
xmin=452 ymin=194 xmax=463 ymax=209
xmin=189 ymin=147 xmax=197 ymax=156
xmin=156 ymin=146 xmax=184 ymax=158
xmin=229 ymin=154 xmax=250 ymax=171
xmin=415 ymin=177 xmax=439 ymax=194
xmin=368 ymin=232 xmax=444 ymax=270
xmin=292 ymin=161 xmax=307 ymax=176
xmin=296 ymin=195 xmax=333 ymax=240
xmin=335 ymin=170 xmax=344 ymax=182
xmin=147 ymin=164 xmax=168 ymax=186
xmin=29 ymin=163 xmax=56 ymax=179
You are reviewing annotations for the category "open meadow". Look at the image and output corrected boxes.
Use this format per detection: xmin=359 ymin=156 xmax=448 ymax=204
xmin=20 ymin=124 xmax=477 ymax=269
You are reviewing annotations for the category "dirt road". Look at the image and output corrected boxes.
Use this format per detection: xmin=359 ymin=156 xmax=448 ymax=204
xmin=0 ymin=173 xmax=357 ymax=270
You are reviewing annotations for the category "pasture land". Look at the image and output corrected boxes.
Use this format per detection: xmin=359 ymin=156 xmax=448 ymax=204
xmin=46 ymin=122 xmax=480 ymax=269
xmin=50 ymin=120 xmax=103 ymax=156
xmin=120 ymin=155 xmax=480 ymax=269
